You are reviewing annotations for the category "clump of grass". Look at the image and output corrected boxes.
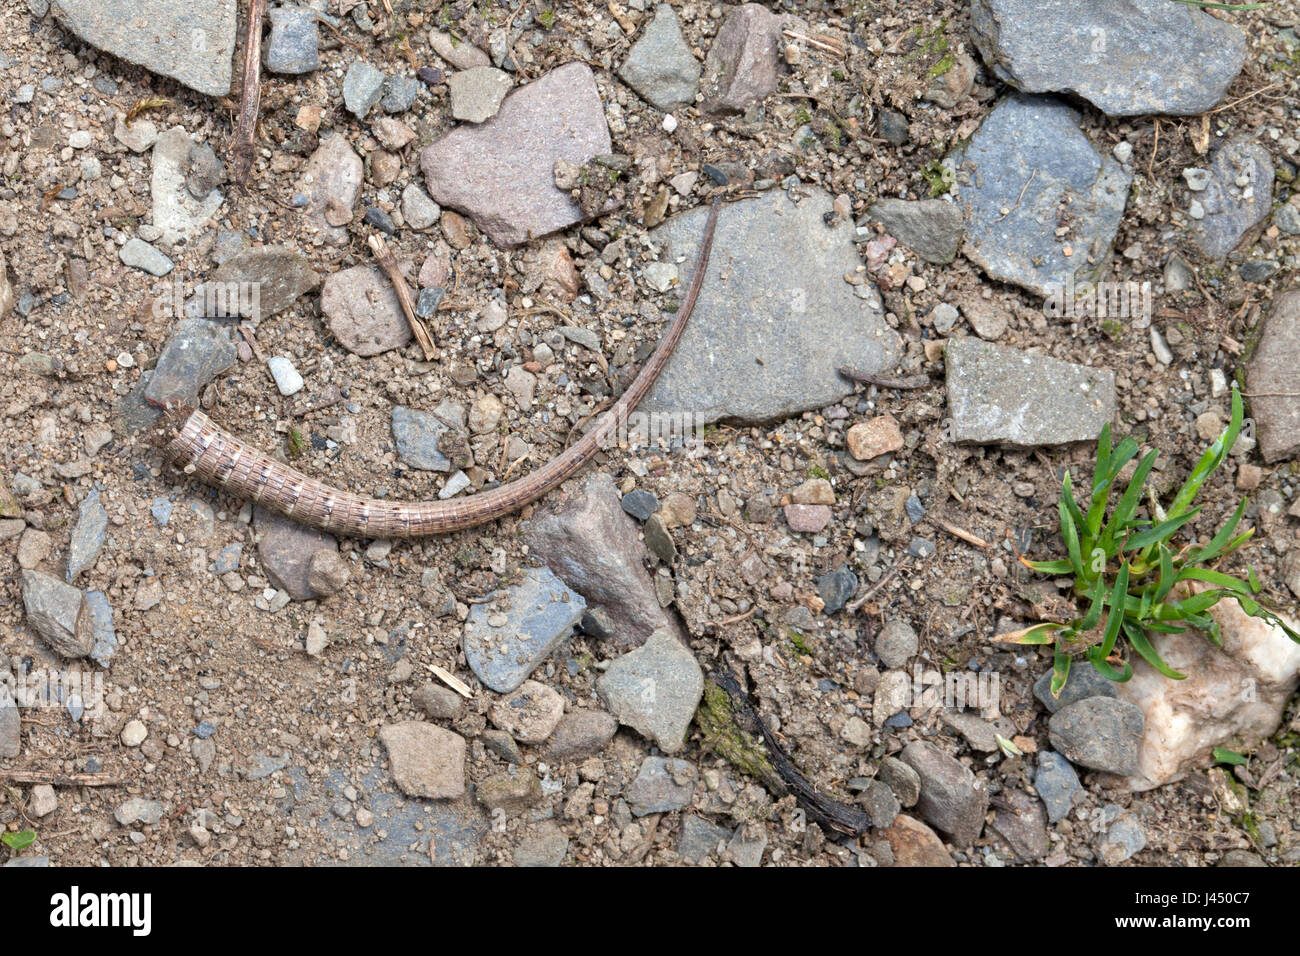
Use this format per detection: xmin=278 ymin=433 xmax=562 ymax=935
xmin=1003 ymin=386 xmax=1298 ymax=696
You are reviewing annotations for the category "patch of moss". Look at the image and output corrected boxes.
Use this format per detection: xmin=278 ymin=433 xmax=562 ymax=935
xmin=695 ymin=682 xmax=783 ymax=791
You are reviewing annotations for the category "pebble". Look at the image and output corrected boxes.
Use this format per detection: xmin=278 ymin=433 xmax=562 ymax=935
xmin=900 ymin=741 xmax=989 ymax=848
xmin=391 ymin=406 xmax=458 ymax=472
xmin=679 ymin=815 xmax=732 ymax=864
xmin=546 ymin=709 xmax=618 ymax=761
xmin=513 ymin=822 xmax=569 ymax=867
xmin=401 ymin=184 xmax=441 ymax=231
xmin=1034 ymin=751 xmax=1081 ymax=823
xmin=448 ymin=66 xmax=512 ymax=123
xmin=700 ymin=3 xmax=791 ymax=115
xmin=66 ymin=492 xmax=107 ymax=581
xmin=817 ymin=567 xmax=858 ymax=615
xmin=343 ymin=61 xmax=386 ymax=118
xmin=321 ymin=266 xmax=412 ymax=356
xmin=20 ymin=570 xmax=92 ymax=658
xmin=784 ymin=504 xmax=831 ymax=534
xmin=625 ymin=756 xmax=697 ymax=816
xmin=382 ymin=75 xmax=421 ymax=113
xmin=1048 ymin=697 xmax=1145 ymax=775
xmin=254 ymin=506 xmax=339 ymax=602
xmin=412 ymin=682 xmax=463 ymax=721
xmin=115 ymin=798 xmax=165 ymax=827
xmin=121 ymin=719 xmax=148 ymax=747
xmin=875 ymin=620 xmax=919 ymax=668
xmin=596 ymin=628 xmax=704 ymax=753
xmin=118 ymin=238 xmax=173 ymax=276
xmin=620 ymin=489 xmax=659 ymax=521
xmin=617 ymin=3 xmax=701 ymax=111
xmin=847 ymin=415 xmax=904 ymax=460
xmin=265 ymin=5 xmax=319 ymax=74
xmin=267 ymin=356 xmax=304 ymax=396
xmin=488 ymin=680 xmax=565 ymax=745
xmin=868 ymin=199 xmax=964 ymax=264
xmin=378 ymin=721 xmax=466 ymax=799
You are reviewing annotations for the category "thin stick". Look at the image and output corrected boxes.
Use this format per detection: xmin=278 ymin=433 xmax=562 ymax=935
xmin=230 ymin=0 xmax=268 ymax=189
xmin=846 ymin=555 xmax=911 ymax=614
xmin=928 ymin=515 xmax=989 ymax=549
xmin=838 ymin=366 xmax=930 ymax=389
xmin=0 ymin=771 xmax=124 ymax=787
xmin=368 ymin=234 xmax=438 ymax=361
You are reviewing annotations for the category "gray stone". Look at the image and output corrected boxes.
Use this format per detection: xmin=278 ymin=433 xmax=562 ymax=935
xmin=1034 ymin=751 xmax=1080 ymax=823
xmin=378 ymin=721 xmax=466 ymax=799
xmin=643 ymin=187 xmax=899 ymax=425
xmin=1219 ymin=849 xmax=1267 ymax=867
xmin=940 ymin=711 xmax=999 ymax=752
xmin=401 ymin=184 xmax=441 ymax=231
xmin=596 ymin=628 xmax=703 ymax=754
xmin=700 ymin=3 xmax=790 ymax=115
xmin=1033 ymin=664 xmax=1119 ymax=713
xmin=1189 ymin=137 xmax=1275 ymax=260
xmin=66 ymin=491 xmax=107 ymax=581
xmin=296 ymin=132 xmax=363 ymax=244
xmin=143 ymin=319 xmax=235 ymax=409
xmin=1098 ymin=814 xmax=1146 ymax=865
xmin=618 ymin=3 xmax=701 ymax=111
xmin=462 ymin=566 xmax=586 ymax=693
xmin=448 ymin=67 xmax=512 ymax=123
xmin=620 ymin=490 xmax=659 ymax=522
xmin=945 ymin=338 xmax=1115 ymax=447
xmin=625 ymin=756 xmax=696 ymax=816
xmin=391 ymin=406 xmax=461 ymax=472
xmin=265 ymin=5 xmax=319 ymax=74
xmin=115 ymin=797 xmax=165 ymax=826
xmin=989 ymin=788 xmax=1049 ymax=862
xmin=546 ymin=709 xmax=618 ymax=761
xmin=970 ymin=0 xmax=1247 ymax=117
xmin=185 ymin=142 xmax=226 ymax=200
xmin=321 ymin=265 xmax=412 ymax=357
xmin=343 ymin=61 xmax=386 ymax=119
xmin=202 ymin=246 xmax=320 ymax=324
xmin=950 ymin=95 xmax=1130 ymax=296
xmin=51 ymin=0 xmax=237 ymax=96
xmin=726 ymin=823 xmax=767 ymax=867
xmin=152 ymin=126 xmax=224 ymax=245
xmin=429 ymin=30 xmax=490 ymax=71
xmin=254 ymin=506 xmax=338 ymax=602
xmin=856 ymin=778 xmax=901 ymax=829
xmin=877 ymin=756 xmax=921 ymax=808
xmin=678 ymin=815 xmax=732 ymax=863
xmin=267 ymin=357 xmax=303 ymax=396
xmin=0 ymin=688 xmax=19 ymax=758
xmin=119 ymin=238 xmax=173 ymax=276
xmin=874 ymin=619 xmax=918 ymax=668
xmin=480 ymin=730 xmax=523 ymax=765
xmin=1275 ymin=200 xmax=1300 ymax=236
xmin=526 ymin=472 xmax=677 ymax=649
xmin=817 ymin=567 xmax=858 ymax=615
xmin=488 ymin=681 xmax=565 ymax=745
xmin=21 ymin=570 xmax=92 ymax=658
xmin=513 ymin=821 xmax=569 ymax=867
xmin=899 ymin=741 xmax=988 ymax=848
xmin=382 ymin=75 xmax=422 ymax=113
xmin=867 ymin=198 xmax=963 ymax=264
xmin=1048 ymin=697 xmax=1144 ymax=775
xmin=421 ymin=62 xmax=611 ymax=247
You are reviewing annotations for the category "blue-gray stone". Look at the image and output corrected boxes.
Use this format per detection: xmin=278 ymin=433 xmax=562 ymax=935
xmin=381 ymin=74 xmax=422 ymax=113
xmin=143 ymin=319 xmax=236 ymax=410
xmin=244 ymin=753 xmax=289 ymax=780
xmin=415 ymin=286 xmax=445 ymax=319
xmin=678 ymin=814 xmax=732 ymax=864
xmin=4 ymin=856 xmax=50 ymax=867
xmin=150 ymin=498 xmax=173 ymax=525
xmin=119 ymin=238 xmax=173 ymax=276
xmin=616 ymin=3 xmax=701 ymax=111
xmin=625 ymin=756 xmax=695 ymax=816
xmin=363 ymin=206 xmax=396 ymax=234
xmin=1033 ymin=664 xmax=1119 ymax=713
xmin=949 ymin=94 xmax=1130 ymax=297
xmin=904 ymin=495 xmax=925 ymax=523
xmin=67 ymin=491 xmax=107 ymax=581
xmin=816 ymin=567 xmax=858 ymax=614
xmin=391 ymin=405 xmax=454 ymax=472
xmin=343 ymin=61 xmax=386 ymax=118
xmin=620 ymin=489 xmax=659 ymax=521
xmin=462 ymin=566 xmax=586 ymax=693
xmin=85 ymin=590 xmax=117 ymax=666
xmin=1189 ymin=137 xmax=1274 ymax=261
xmin=265 ymin=5 xmax=319 ymax=74
xmin=907 ymin=537 xmax=935 ymax=560
xmin=1048 ymin=697 xmax=1144 ymax=775
xmin=209 ymin=543 xmax=242 ymax=574
xmin=195 ymin=720 xmax=217 ymax=739
xmin=1034 ymin=751 xmax=1080 ymax=824
xmin=1099 ymin=815 xmax=1146 ymax=864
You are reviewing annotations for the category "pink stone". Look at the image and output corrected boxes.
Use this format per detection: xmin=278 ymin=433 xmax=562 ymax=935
xmin=784 ymin=504 xmax=832 ymax=534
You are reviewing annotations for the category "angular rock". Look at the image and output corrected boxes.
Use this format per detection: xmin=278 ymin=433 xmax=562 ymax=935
xmin=152 ymin=127 xmax=224 ymax=245
xmin=203 ymin=246 xmax=320 ymax=324
xmin=21 ymin=570 xmax=92 ymax=658
xmin=513 ymin=821 xmax=569 ymax=867
xmin=476 ymin=771 xmax=543 ymax=813
xmin=1098 ymin=814 xmax=1146 ymax=865
xmin=448 ymin=66 xmax=512 ymax=123
xmin=265 ymin=5 xmax=319 ymax=74
xmin=67 ymin=491 xmax=107 ymax=581
xmin=1034 ymin=751 xmax=1080 ymax=824
xmin=618 ymin=3 xmax=701 ymax=111
xmin=1033 ymin=664 xmax=1119 ymax=713
xmin=115 ymin=798 xmax=166 ymax=826
xmin=488 ymin=680 xmax=565 ymax=745
xmin=401 ymin=184 xmax=441 ymax=231
xmin=421 ymin=62 xmax=611 ymax=247
xmin=143 ymin=319 xmax=235 ymax=409
xmin=847 ymin=415 xmax=904 ymax=461
xmin=85 ymin=590 xmax=117 ymax=666
xmin=296 ymin=132 xmax=363 ymax=244
xmin=254 ymin=506 xmax=338 ymax=602
xmin=343 ymin=61 xmax=386 ymax=119
xmin=321 ymin=265 xmax=412 ymax=357
xmin=679 ymin=815 xmax=732 ymax=864
xmin=970 ymin=0 xmax=1247 ymax=117
xmin=879 ymin=814 xmax=956 ymax=867
xmin=945 ymin=338 xmax=1115 ymax=447
xmin=625 ymin=756 xmax=696 ymax=816
xmin=526 ymin=472 xmax=677 ymax=649
xmin=642 ymin=187 xmax=899 ymax=425
xmin=0 ymin=687 xmax=20 ymax=758
xmin=1190 ymin=137 xmax=1275 ymax=260
xmin=412 ymin=682 xmax=463 ymax=721
xmin=875 ymin=619 xmax=918 ymax=669
xmin=378 ymin=721 xmax=466 ymax=799
xmin=462 ymin=566 xmax=586 ymax=693
xmin=1248 ymin=294 xmax=1300 ymax=461
xmin=546 ymin=709 xmax=618 ymax=761
xmin=816 ymin=567 xmax=858 ymax=615
xmin=950 ymin=95 xmax=1131 ymax=296
xmin=899 ymin=741 xmax=988 ymax=848
xmin=867 ymin=198 xmax=963 ymax=264
xmin=700 ymin=3 xmax=790 ymax=115
xmin=429 ymin=30 xmax=490 ymax=70
xmin=596 ymin=628 xmax=703 ymax=754
xmin=382 ymin=75 xmax=422 ymax=114
xmin=878 ymin=756 xmax=921 ymax=808
xmin=1117 ymin=591 xmax=1300 ymax=790
xmin=52 ymin=0 xmax=237 ymax=96
xmin=391 ymin=405 xmax=459 ymax=472
xmin=988 ymin=789 xmax=1049 ymax=862
xmin=1048 ymin=696 xmax=1144 ymax=775
xmin=0 ymin=250 xmax=12 ymax=320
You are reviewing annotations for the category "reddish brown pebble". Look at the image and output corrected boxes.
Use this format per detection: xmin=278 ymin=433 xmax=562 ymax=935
xmin=784 ymin=504 xmax=832 ymax=533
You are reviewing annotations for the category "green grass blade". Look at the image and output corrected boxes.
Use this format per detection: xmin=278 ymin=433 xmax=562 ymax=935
xmin=1100 ymin=449 xmax=1158 ymax=551
xmin=1059 ymin=491 xmax=1084 ymax=578
xmin=1175 ymin=567 xmax=1253 ymax=594
xmin=1025 ymin=559 xmax=1075 ymax=575
xmin=1166 ymin=387 xmax=1242 ymax=521
xmin=1188 ymin=499 xmax=1248 ymax=565
xmin=1050 ymin=646 xmax=1071 ymax=698
xmin=1098 ymin=562 xmax=1130 ymax=659
xmin=1078 ymin=575 xmax=1107 ymax=631
xmin=1126 ymin=507 xmax=1202 ymax=551
xmin=1124 ymin=622 xmax=1187 ymax=679
xmin=1155 ymin=543 xmax=1176 ymax=601
xmin=1086 ymin=647 xmax=1133 ymax=682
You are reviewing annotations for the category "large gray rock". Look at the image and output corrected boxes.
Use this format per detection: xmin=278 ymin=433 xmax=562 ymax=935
xmin=642 ymin=187 xmax=900 ymax=425
xmin=618 ymin=3 xmax=700 ymax=111
xmin=867 ymin=199 xmax=963 ymax=264
xmin=21 ymin=570 xmax=92 ymax=658
xmin=1247 ymin=290 xmax=1300 ymax=463
xmin=596 ymin=628 xmax=703 ymax=753
xmin=447 ymin=67 xmax=512 ymax=123
xmin=625 ymin=756 xmax=696 ymax=815
xmin=462 ymin=567 xmax=586 ymax=693
xmin=52 ymin=0 xmax=237 ymax=96
xmin=265 ymin=5 xmax=319 ymax=75
xmin=202 ymin=246 xmax=320 ymax=324
xmin=1189 ymin=137 xmax=1274 ymax=261
xmin=899 ymin=741 xmax=988 ymax=848
xmin=525 ymin=472 xmax=676 ymax=650
xmin=1048 ymin=697 xmax=1144 ymax=775
xmin=152 ymin=126 xmax=224 ymax=245
xmin=143 ymin=319 xmax=236 ymax=410
xmin=421 ymin=62 xmax=611 ymax=247
xmin=970 ymin=0 xmax=1247 ymax=117
xmin=949 ymin=95 xmax=1131 ymax=296
xmin=945 ymin=338 xmax=1115 ymax=447
xmin=66 ymin=491 xmax=107 ymax=581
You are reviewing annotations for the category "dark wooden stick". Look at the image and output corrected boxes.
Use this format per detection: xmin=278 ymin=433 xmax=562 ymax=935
xmin=230 ymin=0 xmax=268 ymax=189
xmin=368 ymin=234 xmax=438 ymax=361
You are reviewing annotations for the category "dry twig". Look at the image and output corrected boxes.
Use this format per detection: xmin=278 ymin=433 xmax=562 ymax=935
xmin=367 ymin=234 xmax=438 ymax=361
xmin=230 ymin=0 xmax=268 ymax=189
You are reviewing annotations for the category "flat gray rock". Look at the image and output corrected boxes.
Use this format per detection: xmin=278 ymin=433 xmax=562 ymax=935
xmin=321 ymin=265 xmax=412 ymax=357
xmin=296 ymin=132 xmax=363 ymax=244
xmin=945 ymin=338 xmax=1115 ymax=447
xmin=618 ymin=3 xmax=700 ymax=111
xmin=421 ymin=62 xmax=611 ymax=247
xmin=1034 ymin=751 xmax=1081 ymax=824
xmin=391 ymin=406 xmax=458 ymax=472
xmin=52 ymin=0 xmax=237 ymax=96
xmin=378 ymin=721 xmax=466 ymax=799
xmin=67 ymin=491 xmax=107 ymax=581
xmin=1246 ymin=289 xmax=1300 ymax=463
xmin=265 ymin=5 xmax=318 ymax=74
xmin=625 ymin=756 xmax=697 ymax=816
xmin=949 ymin=95 xmax=1131 ymax=296
xmin=867 ymin=198 xmax=963 ymax=264
xmin=118 ymin=238 xmax=172 ymax=276
xmin=596 ymin=628 xmax=703 ymax=753
xmin=462 ymin=566 xmax=586 ymax=693
xmin=21 ymin=569 xmax=92 ymax=658
xmin=203 ymin=245 xmax=320 ymax=324
xmin=343 ymin=61 xmax=386 ymax=119
xmin=1189 ymin=137 xmax=1274 ymax=261
xmin=970 ymin=0 xmax=1247 ymax=117
xmin=448 ymin=67 xmax=512 ymax=123
xmin=85 ymin=590 xmax=117 ymax=666
xmin=1048 ymin=697 xmax=1145 ymax=775
xmin=679 ymin=815 xmax=732 ymax=864
xmin=143 ymin=319 xmax=235 ymax=409
xmin=254 ymin=506 xmax=338 ymax=602
xmin=642 ymin=187 xmax=900 ymax=425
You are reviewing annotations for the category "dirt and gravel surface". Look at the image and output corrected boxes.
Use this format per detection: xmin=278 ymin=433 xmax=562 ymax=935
xmin=1 ymin=0 xmax=1298 ymax=867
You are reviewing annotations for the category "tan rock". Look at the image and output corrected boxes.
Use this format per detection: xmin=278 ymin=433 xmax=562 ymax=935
xmin=847 ymin=415 xmax=904 ymax=460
